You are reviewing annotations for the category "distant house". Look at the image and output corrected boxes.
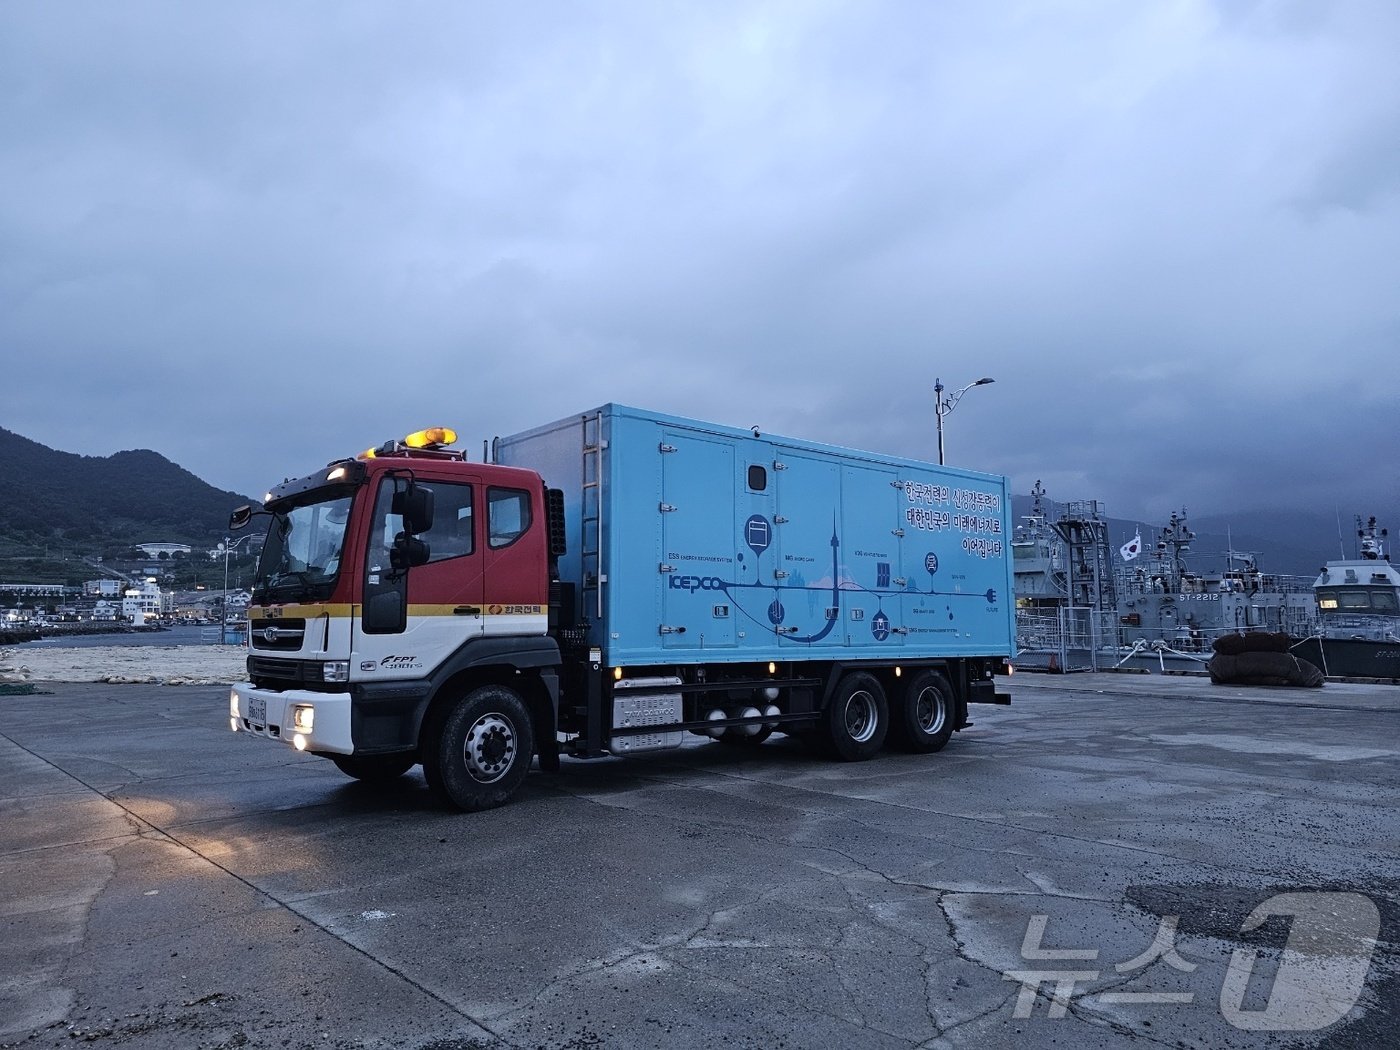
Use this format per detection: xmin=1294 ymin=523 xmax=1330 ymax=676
xmin=85 ymin=579 xmax=124 ymax=598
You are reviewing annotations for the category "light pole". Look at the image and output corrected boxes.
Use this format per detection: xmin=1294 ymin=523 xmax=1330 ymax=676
xmin=219 ymin=535 xmax=253 ymax=644
xmin=934 ymin=376 xmax=995 ymax=465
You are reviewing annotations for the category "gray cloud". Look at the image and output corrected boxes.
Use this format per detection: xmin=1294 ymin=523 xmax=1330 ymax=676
xmin=2 ymin=1 xmax=1396 ymax=528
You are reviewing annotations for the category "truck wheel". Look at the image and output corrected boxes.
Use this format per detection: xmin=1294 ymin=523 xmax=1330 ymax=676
xmin=431 ymin=685 xmax=535 ymax=812
xmin=891 ymin=672 xmax=955 ymax=753
xmin=330 ymin=753 xmax=416 ymax=783
xmin=821 ymin=672 xmax=888 ymax=761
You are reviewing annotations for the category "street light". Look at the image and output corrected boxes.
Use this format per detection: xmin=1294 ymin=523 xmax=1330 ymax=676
xmin=219 ymin=535 xmax=254 ymax=644
xmin=934 ymin=376 xmax=995 ymax=465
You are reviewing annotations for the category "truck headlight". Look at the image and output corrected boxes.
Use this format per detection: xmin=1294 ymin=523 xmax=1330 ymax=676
xmin=291 ymin=704 xmax=315 ymax=732
xmin=322 ymin=661 xmax=349 ymax=683
xmin=229 ymin=689 xmax=240 ymax=717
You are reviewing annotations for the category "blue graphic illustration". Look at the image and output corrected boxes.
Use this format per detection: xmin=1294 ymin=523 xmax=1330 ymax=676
xmin=669 ymin=512 xmax=1000 ymax=645
xmin=745 ymin=515 xmax=771 ymax=557
xmin=871 ymin=609 xmax=890 ymax=642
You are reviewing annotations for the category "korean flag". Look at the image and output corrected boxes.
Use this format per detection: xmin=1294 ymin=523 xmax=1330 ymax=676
xmin=1120 ymin=530 xmax=1143 ymax=562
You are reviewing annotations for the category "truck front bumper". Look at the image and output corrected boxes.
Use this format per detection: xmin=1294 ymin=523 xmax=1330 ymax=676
xmin=229 ymin=683 xmax=354 ymax=755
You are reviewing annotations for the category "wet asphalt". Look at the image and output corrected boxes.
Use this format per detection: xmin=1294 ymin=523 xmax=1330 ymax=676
xmin=1 ymin=672 xmax=1396 ymax=1050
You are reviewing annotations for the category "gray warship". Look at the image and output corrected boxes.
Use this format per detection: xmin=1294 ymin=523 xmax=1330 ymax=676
xmin=1291 ymin=516 xmax=1400 ymax=679
xmin=1013 ymin=485 xmax=1316 ymax=672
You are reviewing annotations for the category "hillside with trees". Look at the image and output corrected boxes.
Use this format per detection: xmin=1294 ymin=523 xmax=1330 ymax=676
xmin=0 ymin=426 xmax=257 ymax=586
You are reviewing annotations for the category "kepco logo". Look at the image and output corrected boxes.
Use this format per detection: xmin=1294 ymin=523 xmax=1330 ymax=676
xmin=669 ymin=575 xmax=726 ymax=593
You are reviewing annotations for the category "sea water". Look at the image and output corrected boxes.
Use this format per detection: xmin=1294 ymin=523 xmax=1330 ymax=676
xmin=9 ymin=625 xmax=240 ymax=650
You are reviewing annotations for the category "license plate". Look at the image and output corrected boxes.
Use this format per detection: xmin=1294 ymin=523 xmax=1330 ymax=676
xmin=249 ymin=696 xmax=266 ymax=725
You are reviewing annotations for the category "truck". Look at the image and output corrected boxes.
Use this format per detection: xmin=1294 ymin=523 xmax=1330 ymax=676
xmin=228 ymin=405 xmax=1013 ymax=810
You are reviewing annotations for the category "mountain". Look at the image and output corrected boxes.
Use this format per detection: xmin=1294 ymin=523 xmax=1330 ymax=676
xmin=0 ymin=426 xmax=255 ymax=565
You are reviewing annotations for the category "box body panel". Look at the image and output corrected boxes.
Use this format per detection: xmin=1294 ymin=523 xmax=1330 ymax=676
xmin=495 ymin=405 xmax=1014 ymax=666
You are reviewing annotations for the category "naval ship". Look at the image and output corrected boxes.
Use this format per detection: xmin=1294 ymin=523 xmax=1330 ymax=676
xmin=1013 ymin=486 xmax=1316 ymax=672
xmin=1290 ymin=516 xmax=1400 ymax=680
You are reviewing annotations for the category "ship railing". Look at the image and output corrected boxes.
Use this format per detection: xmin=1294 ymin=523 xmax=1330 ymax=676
xmin=1019 ymin=606 xmax=1324 ymax=673
xmin=1015 ymin=607 xmax=1109 ymax=672
xmin=1313 ymin=613 xmax=1400 ymax=642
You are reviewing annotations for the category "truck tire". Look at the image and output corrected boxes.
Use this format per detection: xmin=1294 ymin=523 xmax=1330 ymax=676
xmin=329 ymin=750 xmax=414 ymax=784
xmin=890 ymin=671 xmax=955 ymax=753
xmin=430 ymin=685 xmax=535 ymax=812
xmin=330 ymin=753 xmax=416 ymax=783
xmin=820 ymin=672 xmax=888 ymax=761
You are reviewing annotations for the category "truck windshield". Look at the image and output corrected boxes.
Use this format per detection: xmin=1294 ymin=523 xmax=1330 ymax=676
xmin=252 ymin=495 xmax=354 ymax=602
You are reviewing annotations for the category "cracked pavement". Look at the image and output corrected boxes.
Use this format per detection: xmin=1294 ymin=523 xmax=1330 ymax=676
xmin=1 ymin=673 xmax=1397 ymax=1048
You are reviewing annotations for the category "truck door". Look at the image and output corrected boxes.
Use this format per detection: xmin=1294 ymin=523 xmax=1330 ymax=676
xmin=659 ymin=431 xmax=737 ymax=650
xmin=357 ymin=475 xmax=485 ymax=678
xmin=481 ymin=483 xmax=548 ymax=639
xmin=840 ymin=465 xmax=905 ymax=649
xmin=772 ymin=452 xmax=842 ymax=649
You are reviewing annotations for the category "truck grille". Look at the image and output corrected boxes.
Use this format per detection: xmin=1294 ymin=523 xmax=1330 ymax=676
xmin=247 ymin=656 xmax=342 ymax=692
xmin=249 ymin=618 xmax=308 ymax=651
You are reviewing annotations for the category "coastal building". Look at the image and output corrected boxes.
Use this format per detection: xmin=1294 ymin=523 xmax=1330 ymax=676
xmin=121 ymin=579 xmax=168 ymax=625
xmin=0 ymin=582 xmax=70 ymax=598
xmin=136 ymin=542 xmax=192 ymax=559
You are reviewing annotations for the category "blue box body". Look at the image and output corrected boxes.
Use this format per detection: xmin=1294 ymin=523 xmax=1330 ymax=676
xmin=496 ymin=405 xmax=1014 ymax=667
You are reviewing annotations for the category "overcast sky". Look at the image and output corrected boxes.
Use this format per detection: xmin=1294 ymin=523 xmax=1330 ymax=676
xmin=2 ymin=1 xmax=1396 ymax=524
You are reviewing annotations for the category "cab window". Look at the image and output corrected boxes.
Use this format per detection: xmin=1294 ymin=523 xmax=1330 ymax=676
xmin=365 ymin=479 xmax=475 ymax=572
xmin=488 ymin=487 xmax=532 ymax=549
xmin=422 ymin=482 xmax=475 ymax=563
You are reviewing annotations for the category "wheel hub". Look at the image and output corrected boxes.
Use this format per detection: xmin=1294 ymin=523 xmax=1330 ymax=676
xmin=464 ymin=713 xmax=516 ymax=784
xmin=916 ymin=686 xmax=946 ymax=734
xmin=844 ymin=690 xmax=878 ymax=743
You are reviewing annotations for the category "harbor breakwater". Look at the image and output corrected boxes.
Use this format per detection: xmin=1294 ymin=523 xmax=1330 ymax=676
xmin=0 ymin=622 xmax=172 ymax=645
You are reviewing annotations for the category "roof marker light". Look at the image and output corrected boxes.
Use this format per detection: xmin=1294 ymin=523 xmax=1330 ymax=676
xmin=405 ymin=427 xmax=458 ymax=449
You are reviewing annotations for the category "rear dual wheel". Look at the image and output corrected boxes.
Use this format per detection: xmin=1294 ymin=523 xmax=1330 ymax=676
xmin=890 ymin=671 xmax=955 ymax=753
xmin=819 ymin=672 xmax=888 ymax=761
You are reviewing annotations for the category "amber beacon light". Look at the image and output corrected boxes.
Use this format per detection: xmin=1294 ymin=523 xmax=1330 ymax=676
xmin=405 ymin=427 xmax=458 ymax=449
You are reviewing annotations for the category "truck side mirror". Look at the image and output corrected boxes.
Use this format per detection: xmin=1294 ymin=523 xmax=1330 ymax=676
xmin=229 ymin=505 xmax=254 ymax=531
xmin=390 ymin=533 xmax=430 ymax=571
xmin=392 ymin=484 xmax=435 ymax=535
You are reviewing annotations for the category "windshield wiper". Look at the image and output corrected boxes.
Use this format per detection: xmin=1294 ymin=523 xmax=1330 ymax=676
xmin=261 ymin=571 xmax=322 ymax=602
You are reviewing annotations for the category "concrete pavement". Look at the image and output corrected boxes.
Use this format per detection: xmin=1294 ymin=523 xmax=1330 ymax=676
xmin=1 ymin=672 xmax=1396 ymax=1049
